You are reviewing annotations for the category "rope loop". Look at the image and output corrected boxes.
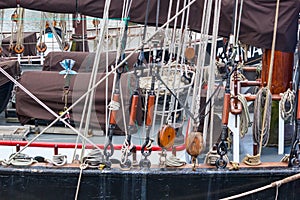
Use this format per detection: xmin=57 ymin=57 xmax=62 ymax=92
xmin=108 ymin=100 xmax=120 ymax=111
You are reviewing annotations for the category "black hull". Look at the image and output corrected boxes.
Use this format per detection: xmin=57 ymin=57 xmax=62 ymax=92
xmin=0 ymin=165 xmax=299 ymax=200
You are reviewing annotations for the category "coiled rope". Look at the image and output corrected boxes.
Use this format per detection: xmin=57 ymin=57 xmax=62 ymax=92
xmin=50 ymin=154 xmax=68 ymax=166
xmin=279 ymin=88 xmax=294 ymax=120
xmin=2 ymin=153 xmax=37 ymax=166
xmin=237 ymin=94 xmax=251 ymax=137
xmin=252 ymin=87 xmax=272 ymax=147
xmin=82 ymin=149 xmax=105 ymax=168
xmin=165 ymin=155 xmax=186 ymax=167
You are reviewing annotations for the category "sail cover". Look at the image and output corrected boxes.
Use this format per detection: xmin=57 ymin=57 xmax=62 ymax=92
xmin=1 ymin=0 xmax=299 ymax=52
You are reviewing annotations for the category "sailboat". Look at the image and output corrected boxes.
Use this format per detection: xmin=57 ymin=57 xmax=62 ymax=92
xmin=0 ymin=0 xmax=299 ymax=199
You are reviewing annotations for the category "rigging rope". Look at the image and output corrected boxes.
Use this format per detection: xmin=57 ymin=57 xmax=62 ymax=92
xmin=0 ymin=9 xmax=4 ymax=48
xmin=243 ymin=0 xmax=280 ymax=166
xmin=190 ymin=0 xmax=211 ymax=131
xmin=75 ymin=0 xmax=112 ymax=197
xmin=204 ymin=0 xmax=222 ymax=149
xmin=258 ymin=0 xmax=280 ymax=155
xmin=15 ymin=7 xmax=24 ymax=54
xmin=220 ymin=172 xmax=300 ymax=200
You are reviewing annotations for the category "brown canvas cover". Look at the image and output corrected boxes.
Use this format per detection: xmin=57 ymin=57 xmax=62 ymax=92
xmin=0 ymin=60 xmax=20 ymax=113
xmin=42 ymin=51 xmax=140 ymax=72
xmin=15 ymin=70 xmax=139 ymax=134
xmin=0 ymin=60 xmax=20 ymax=86
xmin=1 ymin=0 xmax=298 ymax=52
xmin=42 ymin=51 xmax=90 ymax=71
xmin=1 ymin=32 xmax=37 ymax=56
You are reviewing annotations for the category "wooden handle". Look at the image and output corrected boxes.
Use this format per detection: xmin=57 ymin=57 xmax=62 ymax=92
xmin=129 ymin=94 xmax=139 ymax=126
xmin=146 ymin=94 xmax=155 ymax=126
xmin=222 ymin=93 xmax=230 ymax=124
xmin=109 ymin=93 xmax=120 ymax=125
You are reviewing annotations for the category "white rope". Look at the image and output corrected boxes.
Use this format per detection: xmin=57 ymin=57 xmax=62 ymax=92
xmin=155 ymin=0 xmax=181 ymax=136
xmin=258 ymin=0 xmax=280 ymax=156
xmin=220 ymin=172 xmax=300 ymax=200
xmin=111 ymin=0 xmax=132 ymax=164
xmin=171 ymin=0 xmax=189 ymax=127
xmin=157 ymin=0 xmax=174 ymax=130
xmin=74 ymin=163 xmax=88 ymax=200
xmin=204 ymin=0 xmax=222 ymax=150
xmin=119 ymin=0 xmax=132 ymax=137
xmin=189 ymin=0 xmax=210 ymax=133
xmin=16 ymin=7 xmax=24 ymax=48
xmin=235 ymin=0 xmax=244 ymax=46
xmin=75 ymin=1 xmax=112 ymax=198
xmin=279 ymin=88 xmax=295 ymax=120
xmin=79 ymin=0 xmax=112 ymax=162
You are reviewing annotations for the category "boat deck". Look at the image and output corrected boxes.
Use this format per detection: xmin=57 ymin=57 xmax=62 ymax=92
xmin=0 ymin=108 xmax=292 ymax=165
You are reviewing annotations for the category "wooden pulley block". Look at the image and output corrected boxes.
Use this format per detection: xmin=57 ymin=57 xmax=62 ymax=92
xmin=157 ymin=125 xmax=176 ymax=149
xmin=185 ymin=131 xmax=203 ymax=157
xmin=36 ymin=42 xmax=47 ymax=53
xmin=11 ymin=12 xmax=18 ymax=22
xmin=230 ymin=98 xmax=242 ymax=115
xmin=14 ymin=44 xmax=24 ymax=54
xmin=45 ymin=21 xmax=57 ymax=28
xmin=185 ymin=47 xmax=195 ymax=60
xmin=92 ymin=19 xmax=100 ymax=27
